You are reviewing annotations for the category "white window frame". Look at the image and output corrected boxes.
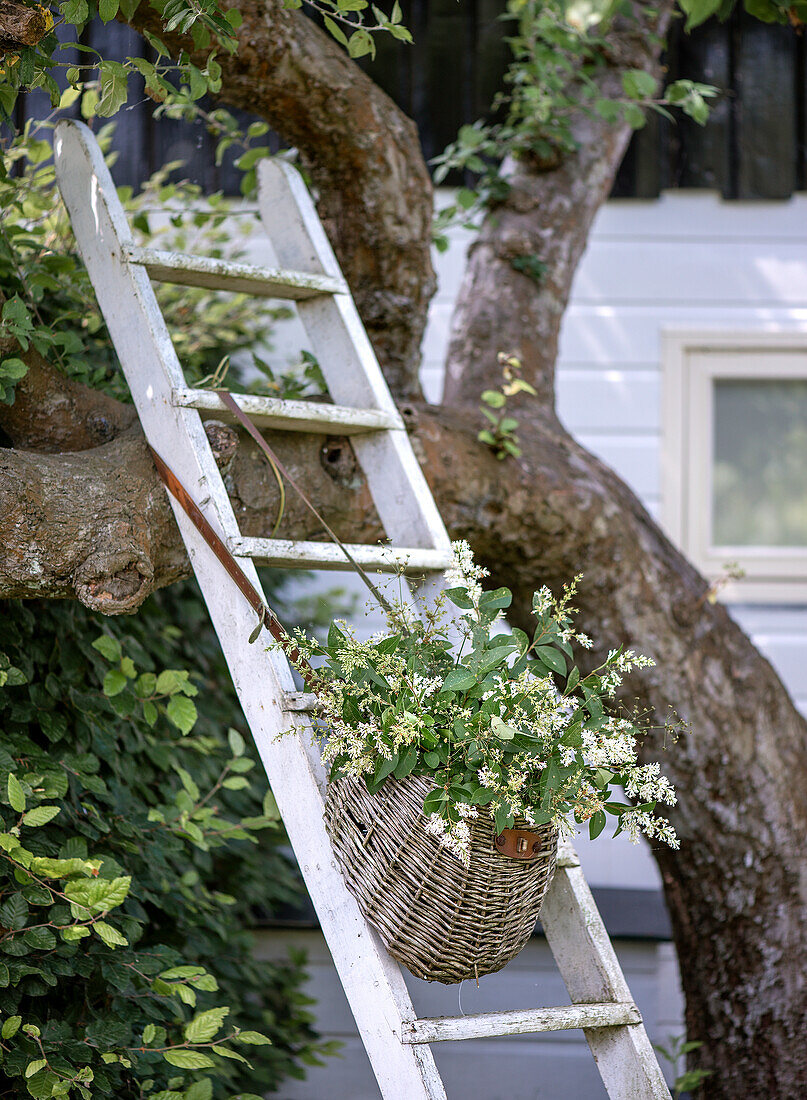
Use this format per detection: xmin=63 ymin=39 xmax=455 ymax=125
xmin=661 ymin=328 xmax=807 ymax=603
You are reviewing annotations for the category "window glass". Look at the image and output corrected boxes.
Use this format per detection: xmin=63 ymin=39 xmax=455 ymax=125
xmin=712 ymin=379 xmax=807 ymax=547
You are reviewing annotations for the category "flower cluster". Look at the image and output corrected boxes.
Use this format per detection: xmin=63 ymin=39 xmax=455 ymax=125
xmin=281 ymin=542 xmax=679 ymax=864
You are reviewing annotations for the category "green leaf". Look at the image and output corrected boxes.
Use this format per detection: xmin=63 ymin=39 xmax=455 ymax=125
xmin=566 ymin=666 xmax=580 ymax=692
xmin=99 ymin=0 xmax=119 ymax=20
xmin=62 ymin=0 xmax=89 ymax=21
xmin=374 ymin=755 xmax=399 ymax=784
xmin=103 ymin=669 xmax=128 ymax=697
xmin=393 ymin=746 xmax=418 ymax=779
xmin=478 ymin=586 xmax=512 ymax=611
xmin=167 ymin=695 xmax=197 ymax=734
xmin=493 ymin=804 xmax=511 ymax=834
xmin=0 ymin=357 xmax=28 ymax=382
xmin=621 ymin=69 xmax=657 ymax=100
xmin=21 ymin=805 xmax=60 ymax=828
xmin=442 ymin=668 xmax=476 ymax=693
xmin=323 ymin=14 xmax=348 ymax=45
xmin=184 ymin=1082 xmax=213 ymax=1100
xmin=679 ymin=0 xmax=723 ymax=28
xmin=94 ymin=920 xmax=128 ymax=948
xmin=142 ymin=1023 xmax=156 ymax=1045
xmin=228 ymin=728 xmax=245 ymax=756
xmin=234 ymin=1030 xmax=272 ymax=1045
xmin=444 ymin=587 xmax=474 ymax=610
xmin=211 ymin=1044 xmax=250 ymax=1062
xmin=23 ymin=926 xmax=56 ymax=950
xmin=490 ymin=715 xmax=517 ymax=741
xmin=481 ymin=389 xmax=505 ymax=408
xmin=479 ymin=646 xmax=515 ymax=674
xmin=222 ymin=775 xmax=248 ymax=790
xmin=7 ymin=773 xmax=26 ymax=813
xmin=347 ymin=29 xmax=374 ymax=58
xmin=2 ymin=1015 xmax=22 ymax=1039
xmin=163 ymin=1049 xmax=216 ymax=1070
xmin=184 ymin=1006 xmax=228 ymax=1043
xmin=65 ymin=875 xmax=131 ymax=915
xmin=535 ymin=646 xmax=567 ymax=675
xmin=96 ymin=60 xmax=129 ymax=118
xmin=60 ymin=925 xmax=91 ymax=942
xmin=588 ymin=810 xmax=607 ymax=840
xmin=26 ymin=1059 xmax=47 ymax=1079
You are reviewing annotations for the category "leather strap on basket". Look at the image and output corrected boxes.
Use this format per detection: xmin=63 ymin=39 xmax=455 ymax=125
xmin=149 ymin=446 xmax=319 ymax=691
xmin=494 ymin=828 xmax=546 ymax=861
xmin=215 ymin=389 xmax=401 ymax=623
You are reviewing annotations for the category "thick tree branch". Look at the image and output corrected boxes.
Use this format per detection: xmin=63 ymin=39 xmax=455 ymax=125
xmin=438 ymin=2 xmax=807 ymax=1091
xmin=123 ymin=0 xmax=434 ymax=397
xmin=0 ymin=345 xmax=135 ymax=451
xmin=444 ymin=3 xmax=674 ymax=409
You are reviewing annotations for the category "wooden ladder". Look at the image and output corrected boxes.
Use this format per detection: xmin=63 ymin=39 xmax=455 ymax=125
xmin=54 ymin=118 xmax=671 ymax=1100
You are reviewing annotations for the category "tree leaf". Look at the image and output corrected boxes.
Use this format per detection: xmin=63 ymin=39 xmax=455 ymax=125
xmin=167 ymin=695 xmax=197 ymax=734
xmin=102 ymin=668 xmax=128 ymax=697
xmin=94 ymin=921 xmax=128 ymax=948
xmin=7 ymin=773 xmax=26 ymax=813
xmin=163 ymin=1049 xmax=216 ymax=1069
xmin=21 ymin=805 xmax=60 ymax=828
xmin=92 ymin=635 xmax=121 ymax=662
xmin=0 ymin=893 xmax=28 ymax=930
xmin=184 ymin=1006 xmax=228 ymax=1043
xmin=228 ymin=728 xmax=245 ymax=756
xmin=2 ymin=1015 xmax=21 ymax=1039
xmin=234 ymin=1030 xmax=272 ymax=1045
xmin=96 ymin=60 xmax=129 ymax=118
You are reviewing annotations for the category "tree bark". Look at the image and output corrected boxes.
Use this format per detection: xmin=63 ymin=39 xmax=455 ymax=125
xmin=2 ymin=0 xmax=806 ymax=1093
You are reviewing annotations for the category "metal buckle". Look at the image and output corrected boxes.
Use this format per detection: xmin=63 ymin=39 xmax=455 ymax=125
xmin=493 ymin=828 xmax=544 ymax=861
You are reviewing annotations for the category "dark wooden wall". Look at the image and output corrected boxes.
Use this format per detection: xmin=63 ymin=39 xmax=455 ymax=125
xmin=13 ymin=5 xmax=807 ymax=198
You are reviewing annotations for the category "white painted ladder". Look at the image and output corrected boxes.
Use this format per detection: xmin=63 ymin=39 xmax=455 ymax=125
xmin=54 ymin=119 xmax=670 ymax=1100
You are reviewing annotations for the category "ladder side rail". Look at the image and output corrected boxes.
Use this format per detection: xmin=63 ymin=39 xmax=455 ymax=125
xmin=54 ymin=119 xmax=446 ymax=1100
xmin=256 ymin=160 xmax=450 ymax=557
xmin=540 ymin=846 xmax=671 ymax=1099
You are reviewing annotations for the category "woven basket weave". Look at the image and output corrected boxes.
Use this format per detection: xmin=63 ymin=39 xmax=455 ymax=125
xmin=324 ymin=774 xmax=558 ymax=984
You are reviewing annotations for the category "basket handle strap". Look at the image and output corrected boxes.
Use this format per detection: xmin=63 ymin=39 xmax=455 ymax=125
xmin=149 ymin=445 xmax=320 ymax=690
xmin=215 ymin=389 xmax=403 ymax=624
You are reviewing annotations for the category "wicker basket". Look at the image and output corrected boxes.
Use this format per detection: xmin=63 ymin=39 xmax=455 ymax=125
xmin=324 ymin=774 xmax=558 ymax=984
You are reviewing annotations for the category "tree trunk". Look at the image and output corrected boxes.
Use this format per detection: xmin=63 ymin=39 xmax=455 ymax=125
xmin=2 ymin=0 xmax=806 ymax=1092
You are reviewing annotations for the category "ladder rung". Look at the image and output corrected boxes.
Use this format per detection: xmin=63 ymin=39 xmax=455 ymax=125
xmin=556 ymin=839 xmax=580 ymax=868
xmin=173 ymin=387 xmax=403 ymax=435
xmin=230 ymin=537 xmax=452 ymax=574
xmin=401 ymin=1003 xmax=642 ymax=1045
xmin=122 ymin=245 xmax=347 ymax=300
xmin=282 ymin=691 xmax=319 ymax=713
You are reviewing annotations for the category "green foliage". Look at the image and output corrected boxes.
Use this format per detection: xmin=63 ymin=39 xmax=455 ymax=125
xmin=0 ymin=121 xmax=289 ymax=405
xmin=431 ymin=0 xmax=720 ymax=241
xmin=0 ymin=0 xmax=411 ymax=126
xmin=678 ymin=0 xmax=807 ymax=30
xmin=0 ymin=588 xmax=327 ymax=1098
xmin=478 ymin=352 xmax=536 ymax=460
xmin=655 ymin=1034 xmax=714 ymax=1097
xmin=282 ymin=544 xmax=681 ymax=864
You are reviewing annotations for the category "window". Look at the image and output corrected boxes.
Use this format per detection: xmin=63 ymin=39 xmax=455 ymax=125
xmin=662 ymin=330 xmax=807 ymax=602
